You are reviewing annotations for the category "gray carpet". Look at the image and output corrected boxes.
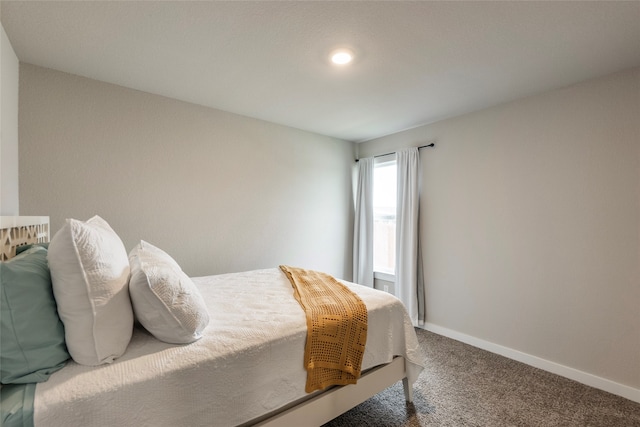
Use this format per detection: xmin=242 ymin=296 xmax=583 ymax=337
xmin=323 ymin=329 xmax=640 ymax=426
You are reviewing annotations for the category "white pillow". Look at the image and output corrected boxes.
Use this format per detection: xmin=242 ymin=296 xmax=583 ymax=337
xmin=128 ymin=241 xmax=209 ymax=344
xmin=47 ymin=215 xmax=133 ymax=366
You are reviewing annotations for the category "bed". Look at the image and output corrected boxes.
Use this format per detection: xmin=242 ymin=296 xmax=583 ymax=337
xmin=0 ymin=216 xmax=424 ymax=427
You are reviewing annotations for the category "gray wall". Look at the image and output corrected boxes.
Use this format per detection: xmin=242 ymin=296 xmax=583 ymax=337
xmin=1 ymin=23 xmax=19 ymax=215
xmin=19 ymin=64 xmax=355 ymax=279
xmin=358 ymin=68 xmax=640 ymax=393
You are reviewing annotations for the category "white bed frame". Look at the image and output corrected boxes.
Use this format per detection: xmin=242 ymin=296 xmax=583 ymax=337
xmin=1 ymin=216 xmax=414 ymax=427
xmin=0 ymin=216 xmax=50 ymax=261
xmin=253 ymin=356 xmax=412 ymax=426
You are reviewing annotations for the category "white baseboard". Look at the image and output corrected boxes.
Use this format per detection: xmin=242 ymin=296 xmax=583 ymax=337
xmin=422 ymin=322 xmax=640 ymax=404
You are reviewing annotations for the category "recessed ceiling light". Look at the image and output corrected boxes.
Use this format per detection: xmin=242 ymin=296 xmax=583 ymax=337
xmin=330 ymin=48 xmax=354 ymax=65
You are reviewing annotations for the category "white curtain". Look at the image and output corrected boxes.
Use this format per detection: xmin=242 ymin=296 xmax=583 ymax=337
xmin=395 ymin=148 xmax=424 ymax=325
xmin=353 ymin=157 xmax=374 ymax=287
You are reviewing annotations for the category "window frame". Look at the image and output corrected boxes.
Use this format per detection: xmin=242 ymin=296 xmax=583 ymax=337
xmin=372 ymin=155 xmax=397 ymax=280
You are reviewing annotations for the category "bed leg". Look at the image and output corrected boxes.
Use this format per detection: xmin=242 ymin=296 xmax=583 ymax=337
xmin=402 ymin=377 xmax=414 ymax=403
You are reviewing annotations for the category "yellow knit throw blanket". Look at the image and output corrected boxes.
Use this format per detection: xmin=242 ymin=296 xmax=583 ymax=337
xmin=279 ymin=265 xmax=368 ymax=393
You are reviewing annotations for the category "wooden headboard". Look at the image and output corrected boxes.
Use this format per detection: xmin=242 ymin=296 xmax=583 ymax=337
xmin=0 ymin=216 xmax=50 ymax=261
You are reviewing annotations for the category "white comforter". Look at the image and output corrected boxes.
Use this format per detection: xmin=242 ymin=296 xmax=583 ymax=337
xmin=34 ymin=268 xmax=424 ymax=427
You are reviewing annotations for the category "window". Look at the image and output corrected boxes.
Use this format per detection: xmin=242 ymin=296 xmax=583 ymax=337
xmin=373 ymin=158 xmax=396 ymax=276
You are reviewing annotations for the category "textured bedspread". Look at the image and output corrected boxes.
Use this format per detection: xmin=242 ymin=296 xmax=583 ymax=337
xmin=33 ymin=268 xmax=424 ymax=427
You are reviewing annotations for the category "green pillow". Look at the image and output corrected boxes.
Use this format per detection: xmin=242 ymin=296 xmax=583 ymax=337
xmin=1 ymin=246 xmax=69 ymax=384
xmin=0 ymin=383 xmax=36 ymax=427
xmin=15 ymin=243 xmax=49 ymax=256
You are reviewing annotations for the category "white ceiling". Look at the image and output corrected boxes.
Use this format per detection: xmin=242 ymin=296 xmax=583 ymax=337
xmin=2 ymin=1 xmax=640 ymax=142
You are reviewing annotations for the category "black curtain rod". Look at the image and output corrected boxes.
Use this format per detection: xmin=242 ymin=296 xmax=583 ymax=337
xmin=355 ymin=143 xmax=435 ymax=162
